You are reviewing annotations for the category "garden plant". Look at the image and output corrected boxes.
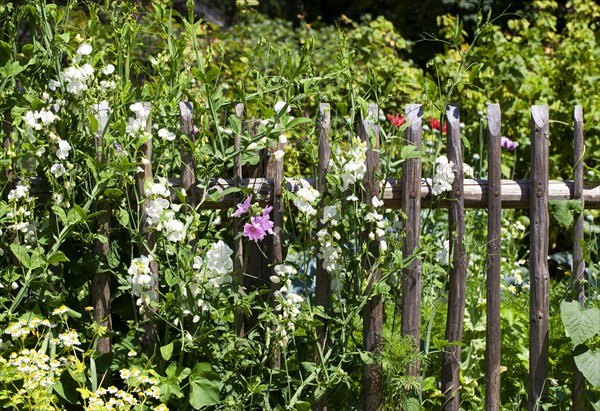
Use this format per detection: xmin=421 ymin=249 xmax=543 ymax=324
xmin=0 ymin=0 xmax=599 ymax=410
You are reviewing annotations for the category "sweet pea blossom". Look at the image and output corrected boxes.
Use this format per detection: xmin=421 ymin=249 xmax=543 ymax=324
xmin=77 ymin=43 xmax=93 ymax=57
xmin=158 ymin=128 xmax=176 ymax=142
xmin=243 ymin=206 xmax=274 ymax=241
xmin=432 ymin=155 xmax=455 ymax=196
xmin=293 ymin=179 xmax=320 ymax=216
xmin=274 ymin=101 xmax=290 ymax=114
xmin=56 ymin=139 xmax=72 ymax=160
xmin=232 ymin=195 xmax=252 ymax=217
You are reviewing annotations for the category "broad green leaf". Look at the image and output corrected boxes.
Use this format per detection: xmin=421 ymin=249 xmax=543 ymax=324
xmin=0 ymin=61 xmax=24 ymax=78
xmin=208 ymin=186 xmax=241 ymax=203
xmin=285 ymin=116 xmax=312 ymax=129
xmin=10 ymin=243 xmax=31 ymax=268
xmin=228 ymin=114 xmax=242 ymax=135
xmin=189 ymin=363 xmax=222 ymax=409
xmin=400 ymin=144 xmax=422 ymax=161
xmin=574 ymin=347 xmax=600 ymax=388
xmin=47 ymin=251 xmax=69 ymax=265
xmin=52 ymin=205 xmax=69 ymax=226
xmin=160 ymin=341 xmax=174 ymax=361
xmin=560 ymin=300 xmax=600 ymax=347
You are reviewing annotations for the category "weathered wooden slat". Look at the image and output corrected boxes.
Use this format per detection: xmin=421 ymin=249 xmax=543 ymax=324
xmin=529 ymin=105 xmax=550 ymax=410
xmin=179 ymin=102 xmax=197 ymax=208
xmin=359 ymin=104 xmax=383 ymax=411
xmin=442 ymin=105 xmax=467 ymax=411
xmin=25 ymin=176 xmax=600 ymax=209
xmin=485 ymin=103 xmax=501 ymax=411
xmin=572 ymin=105 xmax=586 ymax=411
xmin=401 ymin=103 xmax=423 ymax=378
xmin=134 ymin=102 xmax=159 ymax=349
xmin=314 ymin=103 xmax=331 ymax=411
xmin=92 ymin=101 xmax=112 ymax=356
xmin=233 ymin=103 xmax=245 ymax=337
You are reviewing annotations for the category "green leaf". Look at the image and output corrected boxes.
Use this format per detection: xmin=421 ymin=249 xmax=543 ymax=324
xmin=208 ymin=186 xmax=241 ymax=203
xmin=228 ymin=114 xmax=241 ymax=135
xmin=560 ymin=300 xmax=600 ymax=347
xmin=117 ymin=208 xmax=130 ymax=227
xmin=104 ymin=188 xmax=123 ymax=200
xmin=294 ymin=401 xmax=311 ymax=411
xmin=460 ymin=134 xmax=471 ymax=151
xmin=10 ymin=243 xmax=31 ymax=269
xmin=160 ymin=342 xmax=174 ymax=361
xmin=574 ymin=346 xmax=600 ymax=388
xmin=87 ymin=114 xmax=99 ymax=134
xmin=0 ymin=61 xmax=24 ymax=78
xmin=47 ymin=251 xmax=69 ymax=265
xmin=52 ymin=205 xmax=69 ymax=226
xmin=400 ymin=144 xmax=421 ymax=161
xmin=285 ymin=116 xmax=312 ymax=129
xmin=189 ymin=363 xmax=222 ymax=409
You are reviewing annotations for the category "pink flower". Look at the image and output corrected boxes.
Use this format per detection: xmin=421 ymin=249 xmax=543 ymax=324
xmin=387 ymin=114 xmax=405 ymax=127
xmin=232 ymin=195 xmax=252 ymax=217
xmin=500 ymin=136 xmax=518 ymax=151
xmin=242 ymin=206 xmax=274 ymax=241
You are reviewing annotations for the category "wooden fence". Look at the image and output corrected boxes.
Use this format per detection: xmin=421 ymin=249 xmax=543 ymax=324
xmin=5 ymin=101 xmax=598 ymax=411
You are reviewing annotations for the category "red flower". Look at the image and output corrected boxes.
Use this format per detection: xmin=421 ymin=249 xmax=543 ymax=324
xmin=387 ymin=113 xmax=405 ymax=127
xmin=429 ymin=117 xmax=447 ymax=133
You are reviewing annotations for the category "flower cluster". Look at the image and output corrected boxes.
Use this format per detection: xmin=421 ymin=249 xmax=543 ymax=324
xmin=432 ymin=155 xmax=455 ymax=196
xmin=231 ymin=196 xmax=275 ymax=241
xmin=85 ymin=367 xmax=166 ymax=411
xmin=271 ymin=264 xmax=303 ymax=347
xmin=2 ymin=349 xmax=68 ymax=391
xmin=331 ymin=136 xmax=368 ymax=191
xmin=5 ymin=181 xmax=37 ymax=245
xmin=293 ymin=179 xmax=320 ymax=216
xmin=192 ymin=240 xmax=234 ymax=289
xmin=144 ymin=178 xmax=186 ymax=243
xmin=4 ymin=317 xmax=54 ymax=339
xmin=127 ymin=102 xmax=151 ymax=137
xmin=128 ymin=255 xmax=158 ymax=307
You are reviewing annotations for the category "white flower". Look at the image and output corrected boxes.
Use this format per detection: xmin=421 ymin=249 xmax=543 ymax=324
xmin=435 ymin=239 xmax=450 ymax=265
xmin=274 ymin=101 xmax=290 ymax=114
xmin=76 ymin=43 xmax=93 ymax=56
xmin=7 ymin=182 xmax=29 ymax=202
xmin=129 ymin=255 xmax=157 ymax=297
xmin=48 ymin=79 xmax=60 ymax=90
xmin=194 ymin=241 xmax=233 ymax=288
xmin=102 ymin=64 xmax=115 ymax=75
xmin=293 ymin=179 xmax=320 ymax=216
xmin=146 ymin=198 xmax=170 ymax=225
xmin=371 ymin=196 xmax=384 ymax=208
xmin=36 ymin=108 xmax=57 ymax=124
xmin=163 ymin=217 xmax=185 ymax=242
xmin=56 ymin=139 xmax=71 ymax=160
xmin=158 ymin=128 xmax=176 ymax=142
xmin=463 ymin=163 xmax=474 ymax=178
xmin=333 ymin=136 xmax=367 ymax=191
xmin=321 ymin=203 xmax=340 ymax=225
xmin=432 ymin=155 xmax=455 ymax=196
xmin=50 ymin=164 xmax=66 ymax=177
xmin=279 ymin=134 xmax=288 ymax=144
xmin=273 ymin=150 xmax=284 ymax=160
xmin=145 ymin=177 xmax=171 ymax=198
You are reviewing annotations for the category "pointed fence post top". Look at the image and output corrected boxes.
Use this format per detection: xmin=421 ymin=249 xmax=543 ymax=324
xmin=179 ymin=102 xmax=194 ymax=135
xmin=531 ymin=105 xmax=549 ymax=129
xmin=574 ymin=105 xmax=583 ymax=123
xmin=446 ymin=104 xmax=460 ymax=129
xmin=406 ymin=104 xmax=423 ymax=132
xmin=487 ymin=103 xmax=501 ymax=137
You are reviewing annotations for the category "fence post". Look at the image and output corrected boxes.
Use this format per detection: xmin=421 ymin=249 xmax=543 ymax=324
xmin=529 ymin=105 xmax=550 ymax=410
xmin=314 ymin=102 xmax=331 ymax=410
xmin=441 ymin=104 xmax=467 ymax=411
xmin=179 ymin=102 xmax=196 ymax=210
xmin=401 ymin=103 xmax=423 ymax=378
xmin=92 ymin=102 xmax=112 ymax=357
xmin=266 ymin=133 xmax=285 ymax=368
xmin=134 ymin=102 xmax=159 ymax=349
xmin=485 ymin=103 xmax=502 ymax=411
xmin=359 ymin=103 xmax=382 ymax=411
xmin=233 ymin=103 xmax=246 ymax=337
xmin=572 ymin=105 xmax=586 ymax=411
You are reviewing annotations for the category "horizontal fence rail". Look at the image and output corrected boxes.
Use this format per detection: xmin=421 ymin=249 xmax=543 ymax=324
xmin=24 ymin=176 xmax=600 ymax=209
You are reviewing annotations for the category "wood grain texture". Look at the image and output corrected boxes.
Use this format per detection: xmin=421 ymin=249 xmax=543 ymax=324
xmin=179 ymin=102 xmax=196 ymax=208
xmin=134 ymin=102 xmax=159 ymax=349
xmin=442 ymin=105 xmax=467 ymax=411
xmin=485 ymin=103 xmax=501 ymax=411
xmin=359 ymin=104 xmax=383 ymax=411
xmin=314 ymin=103 xmax=331 ymax=411
xmin=400 ymin=103 xmax=423 ymax=378
xmin=529 ymin=105 xmax=550 ymax=410
xmin=233 ymin=103 xmax=245 ymax=337
xmin=572 ymin=105 xmax=586 ymax=411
